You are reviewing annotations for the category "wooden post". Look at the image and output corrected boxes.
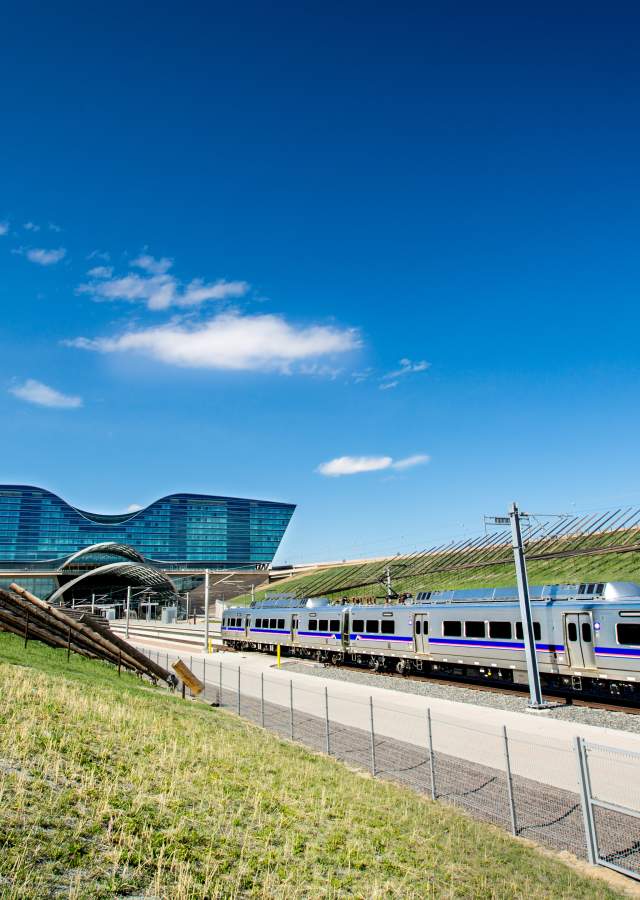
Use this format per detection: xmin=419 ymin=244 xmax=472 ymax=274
xmin=23 ymin=610 xmax=30 ymax=649
xmin=66 ymin=626 xmax=71 ymax=662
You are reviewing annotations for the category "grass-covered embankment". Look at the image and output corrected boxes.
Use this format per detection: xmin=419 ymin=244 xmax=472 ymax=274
xmin=233 ymin=546 xmax=640 ymax=606
xmin=0 ymin=632 xmax=624 ymax=898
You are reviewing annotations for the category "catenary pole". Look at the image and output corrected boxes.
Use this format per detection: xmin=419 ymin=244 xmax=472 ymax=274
xmin=510 ymin=501 xmax=546 ymax=708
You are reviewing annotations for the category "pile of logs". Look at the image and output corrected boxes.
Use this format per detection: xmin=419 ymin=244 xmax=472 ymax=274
xmin=0 ymin=582 xmax=174 ymax=685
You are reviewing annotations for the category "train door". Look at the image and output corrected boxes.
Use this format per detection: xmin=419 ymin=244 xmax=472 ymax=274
xmin=291 ymin=614 xmax=299 ymax=645
xmin=342 ymin=611 xmax=350 ymax=651
xmin=564 ymin=613 xmax=596 ymax=669
xmin=414 ymin=614 xmax=429 ymax=653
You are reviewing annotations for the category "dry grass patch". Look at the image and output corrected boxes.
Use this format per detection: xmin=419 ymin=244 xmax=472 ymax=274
xmin=0 ymin=633 xmax=625 ymax=898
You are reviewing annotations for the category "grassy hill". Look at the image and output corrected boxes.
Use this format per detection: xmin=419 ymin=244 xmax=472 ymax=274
xmin=232 ymin=546 xmax=640 ymax=606
xmin=0 ymin=632 xmax=623 ymax=899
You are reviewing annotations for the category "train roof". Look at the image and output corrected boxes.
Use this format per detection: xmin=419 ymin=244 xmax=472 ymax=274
xmin=237 ymin=581 xmax=640 ymax=611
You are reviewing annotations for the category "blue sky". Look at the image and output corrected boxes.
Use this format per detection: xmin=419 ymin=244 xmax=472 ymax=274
xmin=1 ymin=3 xmax=639 ymax=563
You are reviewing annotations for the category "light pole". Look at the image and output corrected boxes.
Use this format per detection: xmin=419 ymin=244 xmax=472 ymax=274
xmin=125 ymin=585 xmax=131 ymax=638
xmin=204 ymin=569 xmax=210 ymax=653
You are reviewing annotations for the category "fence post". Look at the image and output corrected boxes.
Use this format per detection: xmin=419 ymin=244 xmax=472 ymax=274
xmin=369 ymin=696 xmax=376 ymax=776
xmin=24 ymin=610 xmax=30 ymax=649
xmin=575 ymin=736 xmax=598 ymax=864
xmin=324 ymin=686 xmax=331 ymax=755
xmin=219 ymin=660 xmax=223 ymax=706
xmin=289 ymin=679 xmax=294 ymax=740
xmin=261 ymin=673 xmax=265 ymax=727
xmin=203 ymin=657 xmax=206 ymax=690
xmin=427 ymin=707 xmax=436 ymax=800
xmin=502 ymin=725 xmax=518 ymax=835
xmin=237 ymin=665 xmax=241 ymax=715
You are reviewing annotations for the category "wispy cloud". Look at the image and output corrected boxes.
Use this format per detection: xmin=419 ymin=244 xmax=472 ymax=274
xmin=24 ymin=222 xmax=40 ymax=232
xmin=87 ymin=250 xmax=110 ymax=262
xmin=379 ymin=380 xmax=398 ymax=391
xmin=9 ymin=378 xmax=82 ymax=409
xmin=48 ymin=222 xmax=62 ymax=233
xmin=126 ymin=503 xmax=143 ymax=512
xmin=131 ymin=253 xmax=173 ymax=275
xmin=317 ymin=453 xmax=430 ymax=476
xmin=0 ymin=221 xmax=9 ymax=236
xmin=22 ymin=247 xmax=67 ymax=266
xmin=87 ymin=265 xmax=113 ymax=278
xmin=66 ymin=312 xmax=361 ymax=373
xmin=381 ymin=357 xmax=430 ymax=382
xmin=79 ymin=253 xmax=249 ymax=310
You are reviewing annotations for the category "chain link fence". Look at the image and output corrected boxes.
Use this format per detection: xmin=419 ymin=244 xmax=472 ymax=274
xmin=141 ymin=648 xmax=640 ymax=882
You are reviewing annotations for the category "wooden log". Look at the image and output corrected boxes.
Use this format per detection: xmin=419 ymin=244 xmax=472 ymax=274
xmin=8 ymin=583 xmax=172 ymax=682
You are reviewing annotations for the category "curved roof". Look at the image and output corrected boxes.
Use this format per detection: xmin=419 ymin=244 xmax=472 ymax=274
xmin=60 ymin=542 xmax=146 ymax=569
xmin=47 ymin=562 xmax=177 ymax=604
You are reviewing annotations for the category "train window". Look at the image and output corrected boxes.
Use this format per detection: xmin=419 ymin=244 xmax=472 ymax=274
xmin=367 ymin=620 xmax=379 ymax=633
xmin=424 ymin=619 xmax=429 ymax=634
xmin=465 ymin=621 xmax=486 ymax=638
xmin=319 ymin=619 xmax=328 ymax=631
xmin=330 ymin=619 xmax=340 ymax=631
xmin=381 ymin=620 xmax=395 ymax=635
xmin=415 ymin=620 xmax=421 ymax=635
xmin=581 ymin=622 xmax=592 ymax=643
xmin=254 ymin=618 xmax=260 ymax=628
xmin=443 ymin=621 xmax=462 ymax=637
xmin=489 ymin=621 xmax=512 ymax=639
xmin=567 ymin=623 xmax=578 ymax=642
xmin=516 ymin=622 xmax=542 ymax=641
xmin=353 ymin=619 xmax=364 ymax=633
xmin=278 ymin=619 xmax=285 ymax=630
xmin=308 ymin=620 xmax=317 ymax=631
xmin=269 ymin=618 xmax=276 ymax=629
xmin=617 ymin=624 xmax=640 ymax=645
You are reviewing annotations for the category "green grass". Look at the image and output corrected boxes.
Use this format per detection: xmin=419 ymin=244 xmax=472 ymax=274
xmin=231 ymin=547 xmax=640 ymax=606
xmin=0 ymin=633 xmax=625 ymax=898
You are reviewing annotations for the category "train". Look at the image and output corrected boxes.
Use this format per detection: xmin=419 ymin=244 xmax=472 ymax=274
xmin=221 ymin=581 xmax=640 ymax=698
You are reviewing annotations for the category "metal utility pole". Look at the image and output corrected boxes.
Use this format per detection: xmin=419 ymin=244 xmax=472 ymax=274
xmin=125 ymin=585 xmax=131 ymax=639
xmin=509 ymin=501 xmax=547 ymax=708
xmin=91 ymin=593 xmax=95 ymax=615
xmin=251 ymin=583 xmax=255 ymax=604
xmin=385 ymin=566 xmax=392 ymax=601
xmin=185 ymin=592 xmax=190 ymax=621
xmin=203 ymin=569 xmax=210 ymax=653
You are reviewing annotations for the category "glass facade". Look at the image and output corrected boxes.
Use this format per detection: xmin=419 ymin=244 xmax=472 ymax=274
xmin=0 ymin=486 xmax=295 ymax=569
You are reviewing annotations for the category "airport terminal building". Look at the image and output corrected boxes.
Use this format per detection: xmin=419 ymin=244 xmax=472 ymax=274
xmin=0 ymin=485 xmax=295 ymax=605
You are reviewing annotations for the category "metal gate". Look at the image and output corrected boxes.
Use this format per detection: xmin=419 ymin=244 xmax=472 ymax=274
xmin=576 ymin=737 xmax=640 ymax=880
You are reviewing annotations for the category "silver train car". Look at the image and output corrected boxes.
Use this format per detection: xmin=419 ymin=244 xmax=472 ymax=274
xmin=222 ymin=581 xmax=640 ymax=698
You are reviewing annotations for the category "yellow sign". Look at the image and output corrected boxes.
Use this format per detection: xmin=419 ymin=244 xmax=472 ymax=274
xmin=172 ymin=659 xmax=205 ymax=696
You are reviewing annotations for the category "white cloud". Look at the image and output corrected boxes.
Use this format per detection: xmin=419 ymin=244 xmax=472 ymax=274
xmin=379 ymin=380 xmax=398 ymax=390
xmin=131 ymin=253 xmax=173 ymax=275
xmin=87 ymin=250 xmax=110 ymax=261
xmin=317 ymin=452 xmax=429 ymax=477
xmin=381 ymin=357 xmax=430 ymax=381
xmin=317 ymin=455 xmax=393 ymax=476
xmin=66 ymin=311 xmax=361 ymax=373
xmin=48 ymin=222 xmax=62 ymax=233
xmin=0 ymin=221 xmax=9 ymax=236
xmin=87 ymin=265 xmax=113 ymax=278
xmin=79 ymin=254 xmax=249 ymax=310
xmin=391 ymin=453 xmax=430 ymax=470
xmin=25 ymin=247 xmax=66 ymax=265
xmin=126 ymin=503 xmax=143 ymax=512
xmin=9 ymin=378 xmax=82 ymax=409
xmin=24 ymin=222 xmax=40 ymax=232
